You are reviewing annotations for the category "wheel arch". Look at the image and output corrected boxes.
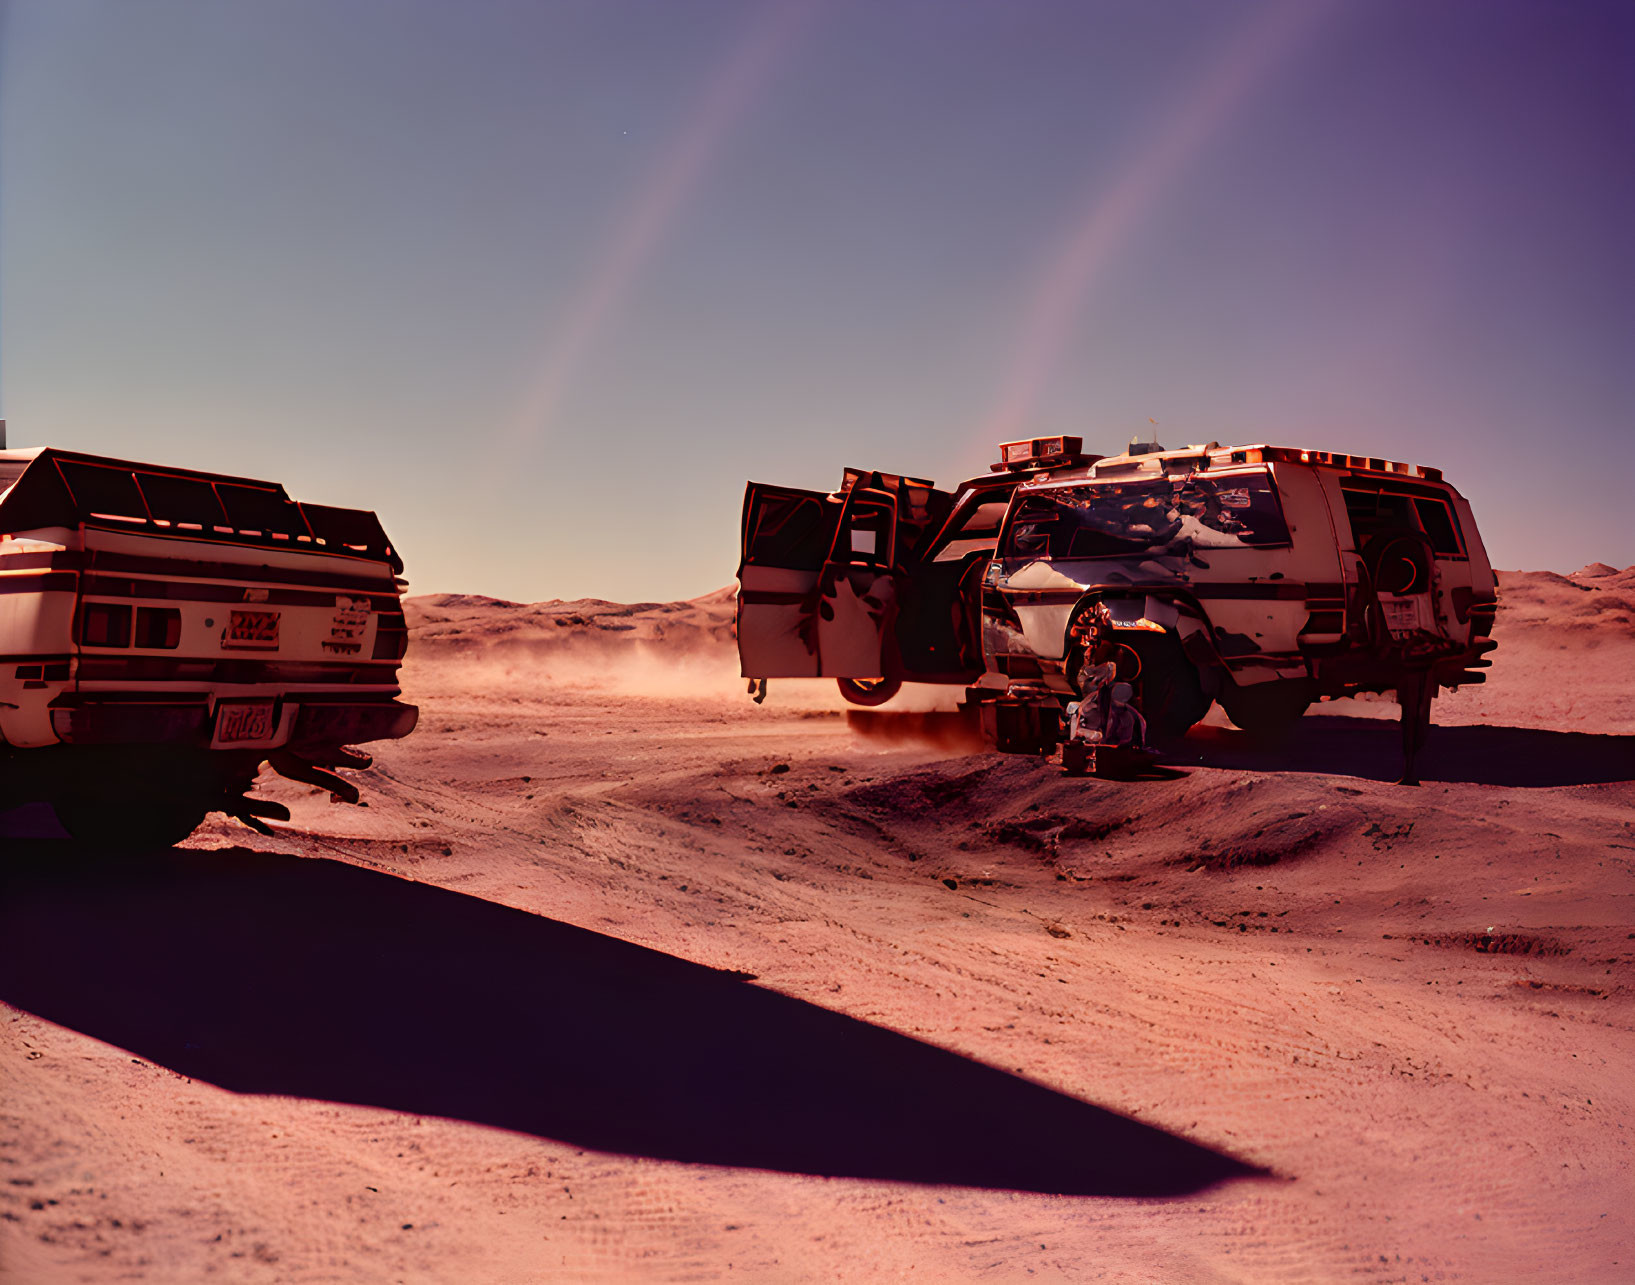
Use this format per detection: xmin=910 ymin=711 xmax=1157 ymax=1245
xmin=1060 ymin=586 xmax=1230 ymax=694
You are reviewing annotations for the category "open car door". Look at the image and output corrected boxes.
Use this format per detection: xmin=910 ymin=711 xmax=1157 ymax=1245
xmin=813 ymin=484 xmax=898 ymax=677
xmin=737 ymin=483 xmax=838 ymax=678
xmin=737 ymin=480 xmax=906 ymax=680
xmin=739 ymin=470 xmax=952 ymax=686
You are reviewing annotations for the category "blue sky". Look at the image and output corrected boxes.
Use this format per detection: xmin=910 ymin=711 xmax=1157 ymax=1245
xmin=3 ymin=0 xmax=1630 ymax=599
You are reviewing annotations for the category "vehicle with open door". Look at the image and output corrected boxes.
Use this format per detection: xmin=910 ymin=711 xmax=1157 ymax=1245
xmin=0 ymin=443 xmax=419 ymax=845
xmin=737 ymin=438 xmax=1093 ymax=705
xmin=738 ymin=435 xmax=1497 ymax=782
xmin=738 ymin=467 xmax=959 ymax=705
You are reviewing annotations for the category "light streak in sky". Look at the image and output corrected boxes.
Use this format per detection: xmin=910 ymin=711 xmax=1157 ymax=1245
xmin=503 ymin=0 xmax=819 ymax=452
xmin=981 ymin=0 xmax=1331 ymax=448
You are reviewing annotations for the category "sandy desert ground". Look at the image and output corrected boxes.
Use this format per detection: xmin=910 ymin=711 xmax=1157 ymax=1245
xmin=2 ymin=565 xmax=1632 ymax=1282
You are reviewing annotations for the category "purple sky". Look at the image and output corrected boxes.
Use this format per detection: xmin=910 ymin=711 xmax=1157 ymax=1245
xmin=3 ymin=0 xmax=1631 ymax=600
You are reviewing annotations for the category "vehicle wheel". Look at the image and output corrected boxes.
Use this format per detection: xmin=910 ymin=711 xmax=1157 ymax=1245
xmin=1221 ymin=681 xmax=1312 ymax=735
xmin=1123 ymin=631 xmax=1210 ymax=741
xmin=836 ymin=675 xmax=903 ymax=707
xmin=1360 ymin=529 xmax=1434 ymax=597
xmin=54 ymin=795 xmax=209 ymax=848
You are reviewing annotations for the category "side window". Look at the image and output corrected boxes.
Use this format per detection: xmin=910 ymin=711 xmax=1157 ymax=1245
xmin=1412 ymin=497 xmax=1463 ymax=555
xmin=931 ymin=498 xmax=1011 ymax=562
xmin=1002 ymin=493 xmax=1064 ymax=558
xmin=747 ymin=493 xmax=835 ymax=570
xmin=834 ymin=494 xmax=895 ymax=566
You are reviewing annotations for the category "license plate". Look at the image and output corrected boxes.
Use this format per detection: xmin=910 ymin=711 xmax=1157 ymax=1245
xmin=225 ymin=609 xmax=280 ymax=649
xmin=214 ymin=699 xmax=276 ymax=745
xmin=1384 ymin=599 xmax=1418 ymax=633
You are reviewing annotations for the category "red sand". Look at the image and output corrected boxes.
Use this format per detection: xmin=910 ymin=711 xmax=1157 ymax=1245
xmin=2 ymin=569 xmax=1631 ymax=1282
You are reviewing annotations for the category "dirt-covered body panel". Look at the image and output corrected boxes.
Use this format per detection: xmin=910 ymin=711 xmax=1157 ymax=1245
xmin=990 ymin=459 xmax=1343 ymax=691
xmin=988 ymin=446 xmax=1495 ymax=706
xmin=738 ymin=438 xmax=1497 ymax=750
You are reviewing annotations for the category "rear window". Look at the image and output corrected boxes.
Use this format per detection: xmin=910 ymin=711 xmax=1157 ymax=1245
xmin=1003 ymin=471 xmax=1290 ymax=560
xmin=1341 ymin=481 xmax=1464 ymax=556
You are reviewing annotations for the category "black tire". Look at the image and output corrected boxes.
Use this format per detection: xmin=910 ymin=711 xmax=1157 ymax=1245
xmin=54 ymin=795 xmax=209 ymax=848
xmin=836 ymin=675 xmax=903 ymax=707
xmin=1220 ymin=681 xmax=1313 ymax=736
xmin=1360 ymin=529 xmax=1435 ymax=598
xmin=1121 ymin=630 xmax=1210 ymax=741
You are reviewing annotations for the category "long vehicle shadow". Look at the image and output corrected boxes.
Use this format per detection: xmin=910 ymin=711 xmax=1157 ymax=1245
xmin=1185 ymin=715 xmax=1635 ymax=788
xmin=847 ymin=708 xmax=1634 ymax=788
xmin=0 ymin=842 xmax=1259 ymax=1197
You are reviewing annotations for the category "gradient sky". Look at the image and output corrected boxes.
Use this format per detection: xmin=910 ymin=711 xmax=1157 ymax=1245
xmin=2 ymin=0 xmax=1631 ymax=601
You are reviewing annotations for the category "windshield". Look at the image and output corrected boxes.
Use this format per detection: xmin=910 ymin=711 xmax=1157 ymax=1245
xmin=1002 ymin=471 xmax=1290 ymax=560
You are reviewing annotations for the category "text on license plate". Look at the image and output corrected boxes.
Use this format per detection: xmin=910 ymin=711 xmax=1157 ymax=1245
xmin=215 ymin=700 xmax=276 ymax=745
xmin=1384 ymin=599 xmax=1418 ymax=632
xmin=225 ymin=609 xmax=280 ymax=649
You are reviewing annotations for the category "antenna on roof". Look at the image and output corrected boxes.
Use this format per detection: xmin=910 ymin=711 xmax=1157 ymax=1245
xmin=1127 ymin=418 xmax=1164 ymax=456
xmin=0 ymin=420 xmax=7 ymax=450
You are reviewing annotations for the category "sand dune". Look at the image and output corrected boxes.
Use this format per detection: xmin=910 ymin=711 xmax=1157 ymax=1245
xmin=1498 ymin=566 xmax=1635 ymax=635
xmin=2 ymin=568 xmax=1630 ymax=1281
xmin=406 ymin=587 xmax=737 ymax=656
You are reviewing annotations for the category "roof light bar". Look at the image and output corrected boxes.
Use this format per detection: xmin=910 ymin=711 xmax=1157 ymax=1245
xmin=1217 ymin=445 xmax=1448 ymax=481
xmin=995 ymin=435 xmax=1084 ymax=471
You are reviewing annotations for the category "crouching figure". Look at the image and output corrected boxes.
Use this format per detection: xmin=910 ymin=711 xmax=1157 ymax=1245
xmin=1061 ymin=670 xmax=1151 ymax=778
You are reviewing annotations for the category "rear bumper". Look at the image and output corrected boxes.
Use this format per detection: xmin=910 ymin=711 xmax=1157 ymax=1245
xmin=287 ymin=698 xmax=420 ymax=749
xmin=49 ymin=695 xmax=419 ymax=749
